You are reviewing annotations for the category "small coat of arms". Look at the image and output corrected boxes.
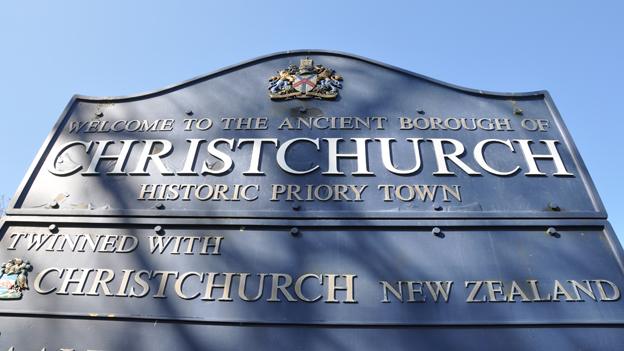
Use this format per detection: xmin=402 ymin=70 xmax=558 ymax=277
xmin=0 ymin=258 xmax=32 ymax=300
xmin=268 ymin=58 xmax=343 ymax=100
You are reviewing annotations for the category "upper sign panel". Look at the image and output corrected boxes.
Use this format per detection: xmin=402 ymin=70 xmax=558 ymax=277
xmin=7 ymin=51 xmax=605 ymax=219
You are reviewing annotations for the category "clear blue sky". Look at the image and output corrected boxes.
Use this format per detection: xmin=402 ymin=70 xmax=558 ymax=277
xmin=0 ymin=1 xmax=622 ymax=239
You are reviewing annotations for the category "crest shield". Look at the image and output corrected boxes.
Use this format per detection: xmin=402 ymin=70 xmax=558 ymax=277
xmin=0 ymin=274 xmax=19 ymax=299
xmin=293 ymin=74 xmax=317 ymax=94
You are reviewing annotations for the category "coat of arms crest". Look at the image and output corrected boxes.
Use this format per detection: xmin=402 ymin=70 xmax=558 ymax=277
xmin=268 ymin=58 xmax=343 ymax=100
xmin=0 ymin=258 xmax=32 ymax=300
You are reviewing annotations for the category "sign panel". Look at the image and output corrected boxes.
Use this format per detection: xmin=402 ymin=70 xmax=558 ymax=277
xmin=1 ymin=221 xmax=623 ymax=325
xmin=1 ymin=51 xmax=621 ymax=350
xmin=6 ymin=51 xmax=605 ymax=219
xmin=1 ymin=317 xmax=623 ymax=351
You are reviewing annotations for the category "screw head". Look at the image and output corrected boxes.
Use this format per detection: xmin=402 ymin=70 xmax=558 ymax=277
xmin=546 ymin=227 xmax=558 ymax=236
xmin=432 ymin=227 xmax=443 ymax=237
xmin=299 ymin=107 xmax=307 ymax=113
xmin=155 ymin=203 xmax=165 ymax=210
xmin=48 ymin=224 xmax=58 ymax=233
xmin=417 ymin=109 xmax=425 ymax=115
xmin=292 ymin=203 xmax=301 ymax=211
xmin=154 ymin=225 xmax=164 ymax=235
xmin=548 ymin=202 xmax=560 ymax=211
xmin=49 ymin=201 xmax=59 ymax=209
xmin=290 ymin=227 xmax=300 ymax=236
xmin=95 ymin=111 xmax=104 ymax=118
xmin=513 ymin=107 xmax=523 ymax=116
xmin=433 ymin=205 xmax=443 ymax=211
xmin=185 ymin=110 xmax=193 ymax=116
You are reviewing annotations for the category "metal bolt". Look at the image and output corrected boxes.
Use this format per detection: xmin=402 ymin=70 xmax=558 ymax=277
xmin=185 ymin=110 xmax=193 ymax=116
xmin=433 ymin=204 xmax=443 ymax=211
xmin=290 ymin=227 xmax=300 ymax=236
xmin=547 ymin=227 xmax=558 ymax=236
xmin=155 ymin=203 xmax=165 ymax=210
xmin=548 ymin=202 xmax=560 ymax=211
xmin=49 ymin=200 xmax=59 ymax=209
xmin=154 ymin=225 xmax=164 ymax=235
xmin=513 ymin=107 xmax=523 ymax=116
xmin=48 ymin=224 xmax=58 ymax=233
xmin=417 ymin=109 xmax=425 ymax=115
xmin=299 ymin=107 xmax=307 ymax=113
xmin=95 ymin=111 xmax=104 ymax=118
xmin=292 ymin=203 xmax=301 ymax=211
xmin=432 ymin=227 xmax=444 ymax=238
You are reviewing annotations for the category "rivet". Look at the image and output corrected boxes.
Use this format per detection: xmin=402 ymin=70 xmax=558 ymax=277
xmin=432 ymin=227 xmax=444 ymax=238
xmin=49 ymin=200 xmax=59 ymax=209
xmin=290 ymin=227 xmax=300 ymax=236
xmin=48 ymin=224 xmax=58 ymax=233
xmin=154 ymin=225 xmax=164 ymax=235
xmin=185 ymin=110 xmax=193 ymax=116
xmin=292 ymin=203 xmax=301 ymax=211
xmin=299 ymin=107 xmax=307 ymax=113
xmin=155 ymin=203 xmax=165 ymax=210
xmin=417 ymin=109 xmax=425 ymax=115
xmin=513 ymin=107 xmax=523 ymax=116
xmin=548 ymin=202 xmax=560 ymax=211
xmin=433 ymin=205 xmax=443 ymax=211
xmin=547 ymin=227 xmax=558 ymax=237
xmin=95 ymin=111 xmax=104 ymax=118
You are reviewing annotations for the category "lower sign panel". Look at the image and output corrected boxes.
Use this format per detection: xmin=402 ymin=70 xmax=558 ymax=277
xmin=0 ymin=222 xmax=623 ymax=325
xmin=0 ymin=317 xmax=623 ymax=351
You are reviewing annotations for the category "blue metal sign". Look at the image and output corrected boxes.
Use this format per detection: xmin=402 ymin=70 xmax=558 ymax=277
xmin=0 ymin=51 xmax=621 ymax=350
